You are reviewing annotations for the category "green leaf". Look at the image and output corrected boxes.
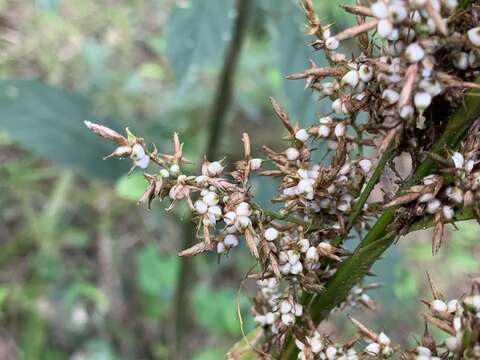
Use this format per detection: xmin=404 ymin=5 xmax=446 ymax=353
xmin=193 ymin=349 xmax=225 ymax=360
xmin=136 ymin=244 xmax=178 ymax=298
xmin=0 ymin=79 xmax=127 ymax=180
xmin=166 ymin=0 xmax=235 ymax=87
xmin=115 ymin=172 xmax=147 ymax=201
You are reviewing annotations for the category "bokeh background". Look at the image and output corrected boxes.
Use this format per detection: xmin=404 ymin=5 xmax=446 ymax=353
xmin=0 ymin=0 xmax=478 ymax=359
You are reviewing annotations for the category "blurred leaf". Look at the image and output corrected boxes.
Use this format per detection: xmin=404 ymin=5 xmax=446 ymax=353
xmin=115 ymin=173 xmax=147 ymax=201
xmin=136 ymin=244 xmax=178 ymax=298
xmin=192 ymin=285 xmax=253 ymax=336
xmin=0 ymin=79 xmax=127 ymax=180
xmin=81 ymin=340 xmax=120 ymax=360
xmin=166 ymin=0 xmax=235 ymax=87
xmin=268 ymin=0 xmax=328 ymax=126
xmin=193 ymin=349 xmax=225 ymax=360
xmin=0 ymin=287 xmax=8 ymax=311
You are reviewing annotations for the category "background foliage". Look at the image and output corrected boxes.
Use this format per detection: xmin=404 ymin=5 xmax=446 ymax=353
xmin=0 ymin=1 xmax=478 ymax=359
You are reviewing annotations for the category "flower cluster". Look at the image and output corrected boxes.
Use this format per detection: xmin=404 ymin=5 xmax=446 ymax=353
xmin=85 ymin=0 xmax=480 ymax=357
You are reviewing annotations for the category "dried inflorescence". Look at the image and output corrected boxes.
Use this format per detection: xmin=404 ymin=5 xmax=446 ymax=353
xmin=86 ymin=0 xmax=480 ymax=358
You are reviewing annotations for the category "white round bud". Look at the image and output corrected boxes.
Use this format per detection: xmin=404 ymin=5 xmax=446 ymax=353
xmin=414 ymin=92 xmax=432 ymax=111
xmin=318 ymin=124 xmax=330 ymax=138
xmin=377 ymin=19 xmax=394 ymax=38
xmin=217 ymin=242 xmax=226 ymax=254
xmin=359 ymin=159 xmax=373 ymax=173
xmin=335 ymin=123 xmax=346 ymax=138
xmin=264 ymin=227 xmax=279 ymax=241
xmin=249 ymin=158 xmax=262 ymax=170
xmin=453 ymin=52 xmax=469 ymax=70
xmin=194 ymin=200 xmax=208 ymax=214
xmin=382 ymin=89 xmax=400 ymax=105
xmin=426 ymin=199 xmax=441 ymax=214
xmin=134 ymin=156 xmax=150 ymax=169
xmin=371 ymin=1 xmax=388 ymax=18
xmin=442 ymin=205 xmax=454 ymax=221
xmin=295 ymin=129 xmax=310 ymax=142
xmin=451 ymin=152 xmax=464 ymax=169
xmin=341 ymin=70 xmax=360 ymax=88
xmin=325 ymin=37 xmax=339 ymax=50
xmin=203 ymin=191 xmax=219 ymax=206
xmin=223 ymin=211 xmax=237 ymax=225
xmin=378 ymin=332 xmax=391 ymax=346
xmin=467 ymin=27 xmax=480 ymax=47
xmin=405 ymin=43 xmax=425 ymax=63
xmin=224 ymin=234 xmax=239 ymax=247
xmin=431 ymin=299 xmax=448 ymax=312
xmin=366 ymin=343 xmax=381 ymax=355
xmin=359 ymin=64 xmax=374 ymax=82
xmin=445 ymin=337 xmax=459 ymax=351
xmin=236 ymin=202 xmax=251 ymax=216
xmin=286 ymin=148 xmax=300 ymax=161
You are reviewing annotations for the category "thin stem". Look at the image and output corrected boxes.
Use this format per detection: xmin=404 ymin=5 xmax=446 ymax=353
xmin=172 ymin=1 xmax=251 ymax=358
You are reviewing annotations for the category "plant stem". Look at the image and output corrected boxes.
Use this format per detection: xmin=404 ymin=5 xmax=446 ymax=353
xmin=172 ymin=1 xmax=251 ymax=358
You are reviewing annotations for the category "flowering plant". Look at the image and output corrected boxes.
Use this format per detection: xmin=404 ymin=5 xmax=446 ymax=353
xmin=86 ymin=0 xmax=480 ymax=358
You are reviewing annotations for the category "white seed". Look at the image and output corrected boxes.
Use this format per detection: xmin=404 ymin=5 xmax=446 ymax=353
xmin=414 ymin=92 xmax=432 ymax=111
xmin=442 ymin=205 xmax=454 ymax=221
xmin=378 ymin=332 xmax=391 ymax=346
xmin=431 ymin=299 xmax=448 ymax=312
xmin=306 ymin=246 xmax=319 ymax=262
xmin=294 ymin=303 xmax=303 ymax=316
xmin=249 ymin=158 xmax=262 ymax=170
xmin=170 ymin=163 xmax=181 ymax=176
xmin=409 ymin=0 xmax=427 ymax=8
xmin=159 ymin=169 xmax=170 ymax=178
xmin=203 ymin=191 xmax=219 ymax=206
xmin=132 ymin=143 xmax=146 ymax=159
xmin=371 ymin=1 xmax=388 ymax=18
xmin=286 ymin=147 xmax=300 ymax=161
xmin=406 ymin=43 xmax=425 ymax=63
xmin=194 ymin=200 xmax=208 ymax=214
xmin=265 ymin=312 xmax=275 ymax=324
xmin=134 ymin=156 xmax=150 ymax=169
xmin=318 ymin=124 xmax=330 ymax=138
xmin=280 ymin=300 xmax=292 ymax=314
xmin=332 ymin=98 xmax=344 ymax=114
xmin=223 ymin=211 xmax=236 ymax=225
xmin=400 ymin=105 xmax=414 ymax=120
xmin=365 ymin=342 xmax=381 ymax=355
xmin=335 ymin=123 xmax=346 ymax=138
xmin=388 ymin=4 xmax=407 ymax=23
xmin=426 ymin=199 xmax=441 ymax=214
xmin=224 ymin=234 xmax=239 ymax=247
xmin=281 ymin=313 xmax=295 ymax=325
xmin=326 ymin=346 xmax=337 ymax=360
xmin=236 ymin=215 xmax=251 ymax=229
xmin=377 ymin=19 xmax=394 ymax=38
xmin=264 ymin=227 xmax=279 ymax=241
xmin=290 ymin=261 xmax=303 ymax=274
xmin=341 ymin=70 xmax=360 ymax=88
xmin=417 ymin=346 xmax=431 ymax=356
xmin=208 ymin=205 xmax=222 ymax=219
xmin=217 ymin=242 xmax=226 ymax=254
xmin=236 ymin=202 xmax=251 ymax=216
xmin=453 ymin=52 xmax=469 ymax=70
xmin=325 ymin=37 xmax=339 ymax=50
xmin=382 ymin=89 xmax=400 ymax=105
xmin=447 ymin=299 xmax=459 ymax=313
xmin=310 ymin=337 xmax=323 ymax=353
xmin=445 ymin=337 xmax=459 ymax=351
xmin=359 ymin=64 xmax=374 ymax=82
xmin=295 ymin=129 xmax=310 ymax=142
xmin=467 ymin=27 xmax=480 ymax=47
xmin=451 ymin=152 xmax=464 ymax=169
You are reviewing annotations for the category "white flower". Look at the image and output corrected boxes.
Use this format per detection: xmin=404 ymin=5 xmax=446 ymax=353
xmin=426 ymin=199 xmax=441 ymax=214
xmin=217 ymin=242 xmax=226 ymax=254
xmin=194 ymin=200 xmax=208 ymax=214
xmin=377 ymin=19 xmax=393 ymax=38
xmin=236 ymin=202 xmax=251 ymax=216
xmin=431 ymin=299 xmax=448 ymax=312
xmin=295 ymin=129 xmax=310 ymax=142
xmin=325 ymin=37 xmax=339 ymax=50
xmin=335 ymin=123 xmax=346 ymax=138
xmin=224 ymin=234 xmax=239 ymax=247
xmin=359 ymin=64 xmax=374 ymax=82
xmin=203 ymin=191 xmax=219 ymax=206
xmin=467 ymin=27 xmax=480 ymax=47
xmin=405 ymin=43 xmax=425 ymax=63
xmin=453 ymin=52 xmax=469 ymax=70
xmin=382 ymin=89 xmax=400 ymax=105
xmin=134 ymin=156 xmax=150 ymax=169
xmin=264 ymin=227 xmax=279 ymax=241
xmin=341 ymin=70 xmax=360 ymax=88
xmin=414 ymin=92 xmax=432 ymax=111
xmin=399 ymin=105 xmax=414 ymax=120
xmin=451 ymin=152 xmax=465 ymax=169
xmin=318 ymin=124 xmax=330 ymax=137
xmin=371 ymin=1 xmax=388 ymax=18
xmin=445 ymin=337 xmax=459 ymax=351
xmin=365 ymin=342 xmax=381 ymax=355
xmin=249 ymin=158 xmax=262 ymax=170
xmin=378 ymin=332 xmax=391 ymax=346
xmin=286 ymin=147 xmax=300 ymax=161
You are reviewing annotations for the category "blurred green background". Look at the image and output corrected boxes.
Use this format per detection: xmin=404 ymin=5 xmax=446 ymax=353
xmin=0 ymin=1 xmax=478 ymax=359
